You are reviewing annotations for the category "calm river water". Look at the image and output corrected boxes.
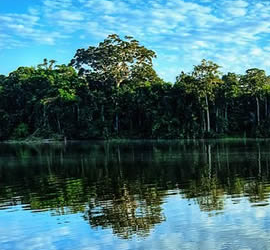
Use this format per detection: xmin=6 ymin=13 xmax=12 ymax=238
xmin=1 ymin=139 xmax=270 ymax=250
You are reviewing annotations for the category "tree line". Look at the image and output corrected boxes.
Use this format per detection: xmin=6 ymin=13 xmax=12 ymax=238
xmin=1 ymin=34 xmax=270 ymax=140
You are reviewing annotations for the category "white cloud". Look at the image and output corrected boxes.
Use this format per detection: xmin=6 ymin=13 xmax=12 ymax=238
xmin=2 ymin=0 xmax=270 ymax=80
xmin=223 ymin=0 xmax=249 ymax=17
xmin=56 ymin=10 xmax=84 ymax=21
xmin=193 ymin=41 xmax=209 ymax=49
xmin=83 ymin=0 xmax=129 ymax=14
xmin=250 ymin=48 xmax=263 ymax=56
xmin=0 ymin=12 xmax=67 ymax=46
xmin=228 ymin=8 xmax=247 ymax=17
xmin=43 ymin=0 xmax=73 ymax=9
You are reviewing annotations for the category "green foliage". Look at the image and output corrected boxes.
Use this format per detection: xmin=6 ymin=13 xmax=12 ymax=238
xmin=241 ymin=68 xmax=269 ymax=97
xmin=70 ymin=34 xmax=156 ymax=88
xmin=253 ymin=120 xmax=270 ymax=138
xmin=1 ymin=35 xmax=270 ymax=140
xmin=12 ymin=123 xmax=29 ymax=139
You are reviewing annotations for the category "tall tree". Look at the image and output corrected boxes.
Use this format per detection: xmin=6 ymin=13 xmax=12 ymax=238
xmin=241 ymin=68 xmax=269 ymax=126
xmin=70 ymin=34 xmax=156 ymax=133
xmin=192 ymin=60 xmax=222 ymax=133
xmin=217 ymin=73 xmax=242 ymax=132
xmin=176 ymin=60 xmax=222 ymax=133
xmin=70 ymin=34 xmax=156 ymax=88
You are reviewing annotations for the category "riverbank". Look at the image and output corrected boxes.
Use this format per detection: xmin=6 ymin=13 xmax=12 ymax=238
xmin=3 ymin=136 xmax=270 ymax=145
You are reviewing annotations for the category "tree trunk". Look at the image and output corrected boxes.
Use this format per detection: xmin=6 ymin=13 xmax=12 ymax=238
xmin=216 ymin=107 xmax=218 ymax=133
xmin=265 ymin=97 xmax=268 ymax=119
xmin=115 ymin=113 xmax=119 ymax=133
xmin=77 ymin=105 xmax=80 ymax=122
xmin=115 ymin=88 xmax=119 ymax=134
xmin=43 ymin=105 xmax=46 ymax=127
xmin=101 ymin=105 xmax=105 ymax=122
xmin=205 ymin=95 xmax=210 ymax=132
xmin=57 ymin=116 xmax=61 ymax=133
xmin=225 ymin=104 xmax=228 ymax=121
xmin=256 ymin=96 xmax=260 ymax=126
xmin=202 ymin=110 xmax=206 ymax=132
xmin=43 ymin=105 xmax=50 ymax=129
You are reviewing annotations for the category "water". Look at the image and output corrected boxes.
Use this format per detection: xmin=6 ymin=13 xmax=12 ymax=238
xmin=1 ymin=139 xmax=270 ymax=250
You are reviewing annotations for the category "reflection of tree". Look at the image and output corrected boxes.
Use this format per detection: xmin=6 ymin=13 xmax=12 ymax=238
xmin=184 ymin=144 xmax=225 ymax=212
xmin=185 ymin=172 xmax=225 ymax=212
xmin=244 ymin=143 xmax=270 ymax=204
xmin=228 ymin=177 xmax=245 ymax=195
xmin=84 ymin=183 xmax=166 ymax=239
xmin=28 ymin=177 xmax=88 ymax=215
xmin=2 ymin=140 xmax=270 ymax=237
xmin=197 ymin=175 xmax=224 ymax=212
xmin=245 ymin=179 xmax=267 ymax=203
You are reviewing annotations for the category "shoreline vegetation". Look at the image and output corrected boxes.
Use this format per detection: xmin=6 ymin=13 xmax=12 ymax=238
xmin=4 ymin=137 xmax=270 ymax=145
xmin=1 ymin=34 xmax=270 ymax=141
xmin=2 ymin=137 xmax=248 ymax=143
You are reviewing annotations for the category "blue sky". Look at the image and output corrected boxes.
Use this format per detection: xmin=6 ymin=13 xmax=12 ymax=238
xmin=1 ymin=0 xmax=270 ymax=82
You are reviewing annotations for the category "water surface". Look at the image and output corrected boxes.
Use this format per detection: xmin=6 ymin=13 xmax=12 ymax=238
xmin=1 ymin=139 xmax=270 ymax=250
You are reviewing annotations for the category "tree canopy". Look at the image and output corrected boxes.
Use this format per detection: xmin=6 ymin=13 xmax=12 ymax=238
xmin=70 ymin=34 xmax=156 ymax=88
xmin=1 ymin=34 xmax=270 ymax=140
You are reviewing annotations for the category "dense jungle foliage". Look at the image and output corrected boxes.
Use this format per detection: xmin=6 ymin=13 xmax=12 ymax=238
xmin=1 ymin=34 xmax=270 ymax=140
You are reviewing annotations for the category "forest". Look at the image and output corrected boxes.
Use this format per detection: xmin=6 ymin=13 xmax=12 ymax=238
xmin=1 ymin=34 xmax=270 ymax=140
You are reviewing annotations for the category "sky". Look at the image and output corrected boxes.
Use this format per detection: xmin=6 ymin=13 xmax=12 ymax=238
xmin=1 ymin=0 xmax=270 ymax=82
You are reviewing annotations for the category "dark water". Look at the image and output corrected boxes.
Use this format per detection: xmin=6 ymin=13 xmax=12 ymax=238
xmin=1 ymin=139 xmax=270 ymax=250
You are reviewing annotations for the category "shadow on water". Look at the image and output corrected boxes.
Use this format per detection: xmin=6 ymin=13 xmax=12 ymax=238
xmin=1 ymin=139 xmax=270 ymax=238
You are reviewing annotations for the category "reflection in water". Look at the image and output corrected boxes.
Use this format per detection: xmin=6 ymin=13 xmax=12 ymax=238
xmin=85 ymin=184 xmax=166 ymax=238
xmin=184 ymin=144 xmax=225 ymax=213
xmin=1 ymin=140 xmax=270 ymax=243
